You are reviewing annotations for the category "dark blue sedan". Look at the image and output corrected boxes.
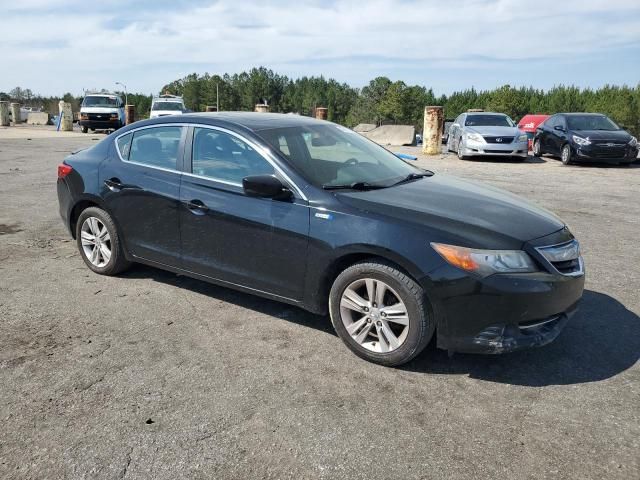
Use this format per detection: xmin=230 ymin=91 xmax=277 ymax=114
xmin=57 ymin=113 xmax=585 ymax=366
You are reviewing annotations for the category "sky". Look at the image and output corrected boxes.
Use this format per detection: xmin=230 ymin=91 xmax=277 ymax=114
xmin=2 ymin=0 xmax=640 ymax=97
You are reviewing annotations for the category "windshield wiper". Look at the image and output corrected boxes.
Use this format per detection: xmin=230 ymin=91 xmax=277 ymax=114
xmin=390 ymin=171 xmax=434 ymax=187
xmin=323 ymin=182 xmax=385 ymax=191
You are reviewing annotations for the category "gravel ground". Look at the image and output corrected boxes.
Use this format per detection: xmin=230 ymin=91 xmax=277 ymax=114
xmin=1 ymin=127 xmax=638 ymax=479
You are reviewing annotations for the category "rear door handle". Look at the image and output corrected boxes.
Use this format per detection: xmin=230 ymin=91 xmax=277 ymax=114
xmin=185 ymin=199 xmax=209 ymax=214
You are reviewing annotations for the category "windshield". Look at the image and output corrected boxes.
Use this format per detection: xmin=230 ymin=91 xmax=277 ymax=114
xmin=465 ymin=114 xmax=513 ymax=127
xmin=258 ymin=124 xmax=422 ymax=189
xmin=82 ymin=96 xmax=120 ymax=108
xmin=152 ymin=101 xmax=184 ymax=111
xmin=567 ymin=115 xmax=620 ymax=131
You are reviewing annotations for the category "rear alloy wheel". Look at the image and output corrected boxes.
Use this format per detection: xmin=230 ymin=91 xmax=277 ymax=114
xmin=561 ymin=144 xmax=573 ymax=165
xmin=533 ymin=139 xmax=542 ymax=157
xmin=76 ymin=207 xmax=130 ymax=275
xmin=329 ymin=261 xmax=434 ymax=366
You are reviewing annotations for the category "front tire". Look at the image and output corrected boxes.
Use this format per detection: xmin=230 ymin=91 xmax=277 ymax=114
xmin=561 ymin=144 xmax=573 ymax=165
xmin=533 ymin=138 xmax=542 ymax=157
xmin=457 ymin=138 xmax=468 ymax=160
xmin=329 ymin=261 xmax=434 ymax=366
xmin=76 ymin=207 xmax=131 ymax=275
xmin=81 ymin=126 xmax=88 ymax=133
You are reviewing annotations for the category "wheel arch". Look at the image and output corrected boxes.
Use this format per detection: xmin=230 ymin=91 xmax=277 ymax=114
xmin=306 ymin=245 xmax=426 ymax=315
xmin=68 ymin=195 xmax=112 ymax=239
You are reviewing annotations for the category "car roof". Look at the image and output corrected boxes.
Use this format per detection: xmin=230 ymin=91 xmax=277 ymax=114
xmin=137 ymin=112 xmax=329 ymax=132
xmin=558 ymin=112 xmax=606 ymax=116
xmin=466 ymin=112 xmax=507 ymax=116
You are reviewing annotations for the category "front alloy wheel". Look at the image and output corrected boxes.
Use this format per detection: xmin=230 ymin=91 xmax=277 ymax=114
xmin=340 ymin=278 xmax=409 ymax=353
xmin=457 ymin=139 xmax=468 ymax=160
xmin=329 ymin=260 xmax=434 ymax=366
xmin=561 ymin=144 xmax=573 ymax=165
xmin=533 ymin=139 xmax=542 ymax=157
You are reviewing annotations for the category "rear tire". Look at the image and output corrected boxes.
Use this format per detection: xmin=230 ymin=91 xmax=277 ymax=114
xmin=76 ymin=207 xmax=131 ymax=275
xmin=561 ymin=144 xmax=573 ymax=165
xmin=329 ymin=260 xmax=434 ymax=367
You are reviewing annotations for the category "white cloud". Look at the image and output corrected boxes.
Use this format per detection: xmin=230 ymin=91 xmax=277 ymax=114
xmin=1 ymin=0 xmax=639 ymax=95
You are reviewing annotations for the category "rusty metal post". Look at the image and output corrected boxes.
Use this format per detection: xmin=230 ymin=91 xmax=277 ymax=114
xmin=205 ymin=105 xmax=218 ymax=112
xmin=255 ymin=104 xmax=269 ymax=113
xmin=315 ymin=107 xmax=328 ymax=120
xmin=0 ymin=101 xmax=9 ymax=126
xmin=422 ymin=106 xmax=443 ymax=155
xmin=58 ymin=101 xmax=73 ymax=131
xmin=125 ymin=105 xmax=135 ymax=125
xmin=10 ymin=103 xmax=21 ymax=125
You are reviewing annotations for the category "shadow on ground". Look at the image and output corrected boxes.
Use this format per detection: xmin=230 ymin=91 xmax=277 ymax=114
xmin=122 ymin=265 xmax=638 ymax=386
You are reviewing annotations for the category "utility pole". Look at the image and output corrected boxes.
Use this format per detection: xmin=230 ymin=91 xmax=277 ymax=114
xmin=216 ymin=83 xmax=220 ymax=111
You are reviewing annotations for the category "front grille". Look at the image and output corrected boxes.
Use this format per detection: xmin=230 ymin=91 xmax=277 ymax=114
xmin=535 ymin=240 xmax=583 ymax=276
xmin=483 ymin=136 xmax=514 ymax=144
xmin=87 ymin=113 xmax=114 ymax=121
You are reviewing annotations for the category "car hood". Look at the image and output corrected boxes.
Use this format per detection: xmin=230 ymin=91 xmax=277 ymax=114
xmin=571 ymin=129 xmax=631 ymax=142
xmin=336 ymin=174 xmax=565 ymax=249
xmin=466 ymin=126 xmax=522 ymax=137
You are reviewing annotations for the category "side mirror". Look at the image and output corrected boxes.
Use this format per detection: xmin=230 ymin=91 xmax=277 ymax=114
xmin=554 ymin=125 xmax=565 ymax=132
xmin=242 ymin=175 xmax=292 ymax=200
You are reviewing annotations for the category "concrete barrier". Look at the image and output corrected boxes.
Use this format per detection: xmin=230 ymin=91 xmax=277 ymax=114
xmin=0 ymin=102 xmax=9 ymax=126
xmin=353 ymin=123 xmax=377 ymax=133
xmin=58 ymin=101 xmax=73 ymax=131
xmin=361 ymin=125 xmax=416 ymax=146
xmin=27 ymin=112 xmax=49 ymax=125
xmin=255 ymin=104 xmax=269 ymax=113
xmin=422 ymin=106 xmax=443 ymax=155
xmin=10 ymin=103 xmax=21 ymax=125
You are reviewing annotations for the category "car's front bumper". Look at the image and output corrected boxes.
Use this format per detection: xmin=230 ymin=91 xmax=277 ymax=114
xmin=79 ymin=119 xmax=122 ymax=130
xmin=462 ymin=140 xmax=528 ymax=158
xmin=573 ymin=144 xmax=638 ymax=164
xmin=423 ymin=231 xmax=585 ymax=354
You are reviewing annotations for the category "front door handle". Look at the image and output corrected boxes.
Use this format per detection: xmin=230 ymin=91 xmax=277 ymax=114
xmin=185 ymin=199 xmax=209 ymax=214
xmin=104 ymin=177 xmax=124 ymax=192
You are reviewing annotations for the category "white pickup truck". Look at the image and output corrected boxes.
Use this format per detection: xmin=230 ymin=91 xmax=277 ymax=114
xmin=150 ymin=95 xmax=186 ymax=118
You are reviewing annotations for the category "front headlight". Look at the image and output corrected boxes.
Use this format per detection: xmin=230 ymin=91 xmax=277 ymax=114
xmin=572 ymin=135 xmax=591 ymax=146
xmin=629 ymin=136 xmax=638 ymax=147
xmin=466 ymin=133 xmax=484 ymax=143
xmin=516 ymin=133 xmax=528 ymax=142
xmin=431 ymin=243 xmax=537 ymax=277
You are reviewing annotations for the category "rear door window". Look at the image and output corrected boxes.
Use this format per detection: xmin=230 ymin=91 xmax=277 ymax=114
xmin=128 ymin=126 xmax=183 ymax=170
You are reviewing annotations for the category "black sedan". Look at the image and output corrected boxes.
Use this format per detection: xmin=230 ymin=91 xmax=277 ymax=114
xmin=57 ymin=113 xmax=585 ymax=366
xmin=533 ymin=113 xmax=638 ymax=165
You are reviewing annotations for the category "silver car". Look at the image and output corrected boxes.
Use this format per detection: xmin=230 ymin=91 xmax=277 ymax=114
xmin=447 ymin=112 xmax=528 ymax=160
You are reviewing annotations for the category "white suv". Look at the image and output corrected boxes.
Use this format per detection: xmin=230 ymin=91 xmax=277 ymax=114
xmin=150 ymin=95 xmax=186 ymax=118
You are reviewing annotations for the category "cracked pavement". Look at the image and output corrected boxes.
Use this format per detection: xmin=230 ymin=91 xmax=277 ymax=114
xmin=0 ymin=128 xmax=639 ymax=479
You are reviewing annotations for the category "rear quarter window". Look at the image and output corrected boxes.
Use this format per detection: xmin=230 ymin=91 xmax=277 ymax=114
xmin=116 ymin=133 xmax=132 ymax=159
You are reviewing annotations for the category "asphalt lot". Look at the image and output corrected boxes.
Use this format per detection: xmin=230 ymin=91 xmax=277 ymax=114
xmin=1 ymin=126 xmax=638 ymax=479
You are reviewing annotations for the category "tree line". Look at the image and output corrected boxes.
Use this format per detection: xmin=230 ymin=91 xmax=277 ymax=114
xmin=3 ymin=68 xmax=639 ymax=135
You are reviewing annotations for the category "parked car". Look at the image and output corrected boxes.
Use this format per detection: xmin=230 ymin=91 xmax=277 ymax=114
xmin=57 ymin=113 xmax=584 ymax=366
xmin=442 ymin=119 xmax=454 ymax=144
xmin=447 ymin=112 xmax=528 ymax=160
xmin=150 ymin=94 xmax=186 ymax=118
xmin=79 ymin=93 xmax=125 ymax=133
xmin=517 ymin=114 xmax=550 ymax=151
xmin=533 ymin=113 xmax=638 ymax=165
